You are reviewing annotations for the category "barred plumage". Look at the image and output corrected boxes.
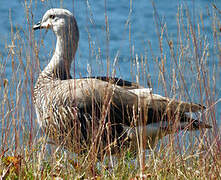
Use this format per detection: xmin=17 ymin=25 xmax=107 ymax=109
xmin=33 ymin=8 xmax=211 ymax=154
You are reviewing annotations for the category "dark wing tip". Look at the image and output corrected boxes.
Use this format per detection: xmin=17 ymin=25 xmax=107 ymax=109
xmin=192 ymin=120 xmax=212 ymax=129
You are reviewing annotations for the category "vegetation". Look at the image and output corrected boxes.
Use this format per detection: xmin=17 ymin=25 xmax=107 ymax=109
xmin=0 ymin=0 xmax=220 ymax=179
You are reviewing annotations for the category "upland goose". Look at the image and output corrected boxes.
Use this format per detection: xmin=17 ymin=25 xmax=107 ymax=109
xmin=33 ymin=8 xmax=211 ymax=154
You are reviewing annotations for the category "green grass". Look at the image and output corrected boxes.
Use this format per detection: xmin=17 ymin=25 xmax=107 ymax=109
xmin=0 ymin=0 xmax=220 ymax=179
xmin=1 ymin=144 xmax=220 ymax=179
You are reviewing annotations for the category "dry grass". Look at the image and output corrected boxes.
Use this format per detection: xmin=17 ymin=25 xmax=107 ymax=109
xmin=0 ymin=0 xmax=220 ymax=179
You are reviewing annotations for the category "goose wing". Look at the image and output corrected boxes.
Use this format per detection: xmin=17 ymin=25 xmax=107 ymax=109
xmin=54 ymin=78 xmax=204 ymax=124
xmin=82 ymin=76 xmax=142 ymax=89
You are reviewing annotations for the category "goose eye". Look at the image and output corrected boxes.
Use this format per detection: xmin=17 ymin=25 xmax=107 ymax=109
xmin=49 ymin=14 xmax=55 ymax=19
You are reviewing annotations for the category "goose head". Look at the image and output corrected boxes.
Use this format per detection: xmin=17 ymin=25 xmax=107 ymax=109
xmin=33 ymin=8 xmax=78 ymax=37
xmin=33 ymin=8 xmax=79 ymax=79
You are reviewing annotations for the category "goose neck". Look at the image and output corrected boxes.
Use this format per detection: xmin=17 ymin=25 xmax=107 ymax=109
xmin=42 ymin=29 xmax=77 ymax=80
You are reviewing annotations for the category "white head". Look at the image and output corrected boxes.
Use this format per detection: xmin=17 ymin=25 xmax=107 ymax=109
xmin=33 ymin=8 xmax=78 ymax=38
xmin=33 ymin=8 xmax=79 ymax=79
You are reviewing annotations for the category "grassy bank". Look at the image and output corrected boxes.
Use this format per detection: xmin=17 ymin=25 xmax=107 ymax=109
xmin=0 ymin=0 xmax=220 ymax=179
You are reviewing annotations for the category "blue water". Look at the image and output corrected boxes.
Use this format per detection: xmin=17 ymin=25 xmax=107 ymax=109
xmin=0 ymin=0 xmax=220 ymax=143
